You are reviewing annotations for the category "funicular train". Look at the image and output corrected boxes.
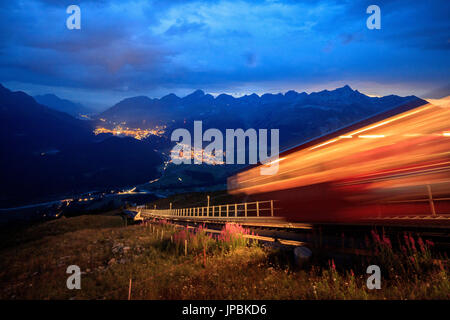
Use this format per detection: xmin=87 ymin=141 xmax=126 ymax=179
xmin=228 ymin=98 xmax=450 ymax=222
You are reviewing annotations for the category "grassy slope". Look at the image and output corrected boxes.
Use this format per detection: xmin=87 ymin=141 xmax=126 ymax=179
xmin=0 ymin=213 xmax=449 ymax=300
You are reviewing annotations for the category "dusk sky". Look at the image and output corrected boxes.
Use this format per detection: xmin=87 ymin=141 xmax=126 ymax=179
xmin=0 ymin=0 xmax=449 ymax=110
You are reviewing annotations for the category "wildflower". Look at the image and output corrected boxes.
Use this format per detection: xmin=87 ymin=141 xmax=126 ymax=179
xmin=371 ymin=230 xmax=381 ymax=244
xmin=219 ymin=223 xmax=250 ymax=248
xmin=404 ymin=233 xmax=410 ymax=248
xmin=382 ymin=235 xmax=392 ymax=248
xmin=418 ymin=237 xmax=426 ymax=253
xmin=328 ymin=259 xmax=336 ymax=271
xmin=400 ymin=245 xmax=407 ymax=255
xmin=173 ymin=229 xmax=188 ymax=245
xmin=409 ymin=235 xmax=416 ymax=252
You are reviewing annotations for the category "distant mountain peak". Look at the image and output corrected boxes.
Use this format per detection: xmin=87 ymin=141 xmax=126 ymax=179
xmin=339 ymin=84 xmax=353 ymax=91
xmin=284 ymin=90 xmax=303 ymax=98
xmin=185 ymin=89 xmax=205 ymax=98
xmin=217 ymin=93 xmax=232 ymax=97
xmin=121 ymin=96 xmax=153 ymax=103
xmin=162 ymin=93 xmax=179 ymax=99
xmin=331 ymin=85 xmax=361 ymax=96
xmin=161 ymin=93 xmax=180 ymax=103
xmin=216 ymin=93 xmax=235 ymax=100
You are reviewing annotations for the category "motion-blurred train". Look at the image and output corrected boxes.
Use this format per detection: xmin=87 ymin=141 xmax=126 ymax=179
xmin=228 ymin=97 xmax=450 ymax=222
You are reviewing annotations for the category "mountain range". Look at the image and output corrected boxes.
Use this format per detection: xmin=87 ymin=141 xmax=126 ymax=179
xmin=0 ymin=83 xmax=428 ymax=206
xmin=0 ymin=84 xmax=162 ymax=207
xmin=98 ymin=85 xmax=427 ymax=150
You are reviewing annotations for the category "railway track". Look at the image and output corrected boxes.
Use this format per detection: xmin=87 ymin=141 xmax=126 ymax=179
xmin=139 ymin=210 xmax=450 ymax=257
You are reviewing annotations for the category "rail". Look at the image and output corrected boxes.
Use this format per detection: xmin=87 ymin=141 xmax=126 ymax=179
xmin=137 ymin=200 xmax=275 ymax=219
xmin=375 ymin=184 xmax=450 ymax=218
xmin=133 ymin=183 xmax=449 ymax=223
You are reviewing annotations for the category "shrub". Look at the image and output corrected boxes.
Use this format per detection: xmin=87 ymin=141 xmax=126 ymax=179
xmin=218 ymin=223 xmax=251 ymax=251
xmin=368 ymin=229 xmax=439 ymax=278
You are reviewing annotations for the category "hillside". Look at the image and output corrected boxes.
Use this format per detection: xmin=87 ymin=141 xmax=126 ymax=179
xmin=0 ymin=85 xmax=163 ymax=207
xmin=34 ymin=94 xmax=93 ymax=118
xmin=0 ymin=212 xmax=448 ymax=299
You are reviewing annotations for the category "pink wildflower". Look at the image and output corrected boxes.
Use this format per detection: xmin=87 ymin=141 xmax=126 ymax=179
xmin=418 ymin=237 xmax=425 ymax=253
xmin=409 ymin=235 xmax=416 ymax=252
xmin=371 ymin=230 xmax=381 ymax=244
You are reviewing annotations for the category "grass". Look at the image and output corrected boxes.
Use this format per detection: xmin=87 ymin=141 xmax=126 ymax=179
xmin=0 ymin=213 xmax=448 ymax=300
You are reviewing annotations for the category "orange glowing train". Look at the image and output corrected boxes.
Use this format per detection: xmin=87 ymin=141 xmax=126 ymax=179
xmin=228 ymin=97 xmax=450 ymax=222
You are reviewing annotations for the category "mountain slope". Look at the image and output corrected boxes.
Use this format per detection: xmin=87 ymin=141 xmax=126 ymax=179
xmin=0 ymin=84 xmax=163 ymax=207
xmin=34 ymin=94 xmax=92 ymax=118
xmin=0 ymin=85 xmax=93 ymax=154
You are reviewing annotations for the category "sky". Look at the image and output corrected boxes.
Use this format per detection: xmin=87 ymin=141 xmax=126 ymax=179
xmin=0 ymin=0 xmax=449 ymax=110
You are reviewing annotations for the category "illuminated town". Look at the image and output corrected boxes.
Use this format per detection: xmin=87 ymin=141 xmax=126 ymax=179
xmin=94 ymin=125 xmax=166 ymax=140
xmin=172 ymin=143 xmax=225 ymax=165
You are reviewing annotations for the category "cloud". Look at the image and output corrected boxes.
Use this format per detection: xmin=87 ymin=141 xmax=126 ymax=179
xmin=0 ymin=0 xmax=449 ymax=105
xmin=164 ymin=20 xmax=207 ymax=36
